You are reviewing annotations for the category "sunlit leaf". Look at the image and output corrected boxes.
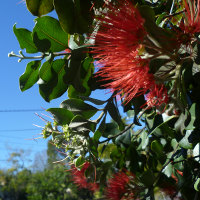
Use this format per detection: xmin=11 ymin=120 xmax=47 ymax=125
xmin=20 ymin=61 xmax=41 ymax=91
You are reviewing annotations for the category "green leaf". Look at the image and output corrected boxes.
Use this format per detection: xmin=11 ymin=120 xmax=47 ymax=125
xmin=194 ymin=178 xmax=200 ymax=192
xmin=75 ymin=156 xmax=85 ymax=167
xmin=115 ymin=130 xmax=132 ymax=146
xmin=146 ymin=112 xmax=163 ymax=131
xmin=54 ymin=0 xmax=93 ymax=34
xmin=39 ymin=59 xmax=69 ymax=102
xmin=79 ymin=96 xmax=106 ymax=105
xmin=149 ymin=58 xmax=170 ymax=74
xmin=140 ymin=170 xmax=155 ymax=187
xmin=129 ymin=95 xmax=145 ymax=125
xmin=39 ymin=60 xmax=53 ymax=82
xmin=64 ymin=48 xmax=87 ymax=97
xmin=137 ymin=130 xmax=149 ymax=150
xmin=19 ymin=61 xmax=41 ymax=91
xmin=33 ymin=16 xmax=69 ymax=52
xmin=151 ymin=140 xmax=164 ymax=157
xmin=102 ymin=122 xmax=119 ymax=138
xmin=163 ymin=163 xmax=173 ymax=177
xmin=26 ymin=0 xmax=54 ymax=17
xmin=47 ymin=108 xmax=74 ymax=125
xmin=93 ymin=115 xmax=106 ymax=142
xmin=54 ymin=0 xmax=74 ymax=34
xmin=139 ymin=6 xmax=178 ymax=52
xmin=13 ymin=24 xmax=38 ymax=53
xmin=60 ymin=98 xmax=98 ymax=119
xmin=69 ymin=115 xmax=96 ymax=132
xmin=156 ymin=12 xmax=167 ymax=27
xmin=179 ymin=130 xmax=193 ymax=149
xmin=150 ymin=115 xmax=177 ymax=137
xmin=67 ymin=57 xmax=94 ymax=98
xmin=174 ymin=111 xmax=189 ymax=134
xmin=186 ymin=103 xmax=200 ymax=130
xmin=107 ymin=100 xmax=125 ymax=131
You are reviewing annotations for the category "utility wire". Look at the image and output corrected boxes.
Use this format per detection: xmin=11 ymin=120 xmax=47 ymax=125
xmin=0 ymin=109 xmax=45 ymax=113
xmin=0 ymin=128 xmax=41 ymax=132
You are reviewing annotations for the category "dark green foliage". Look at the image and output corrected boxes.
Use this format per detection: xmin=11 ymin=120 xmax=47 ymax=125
xmin=25 ymin=0 xmax=54 ymax=17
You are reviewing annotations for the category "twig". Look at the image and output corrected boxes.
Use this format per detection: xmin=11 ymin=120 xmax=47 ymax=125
xmin=162 ymin=10 xmax=185 ymax=20
xmin=8 ymin=50 xmax=70 ymax=62
xmin=153 ymin=144 xmax=179 ymax=187
xmin=99 ymin=122 xmax=135 ymax=144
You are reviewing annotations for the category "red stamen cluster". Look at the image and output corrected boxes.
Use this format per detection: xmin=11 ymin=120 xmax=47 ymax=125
xmin=181 ymin=0 xmax=200 ymax=34
xmin=71 ymin=162 xmax=99 ymax=192
xmin=93 ymin=0 xmax=169 ymax=107
xmin=146 ymin=84 xmax=169 ymax=108
xmin=105 ymin=171 xmax=135 ymax=200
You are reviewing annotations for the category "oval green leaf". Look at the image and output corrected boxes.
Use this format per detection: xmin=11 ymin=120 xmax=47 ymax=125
xmin=20 ymin=61 xmax=41 ymax=91
xmin=26 ymin=0 xmax=54 ymax=17
xmin=60 ymin=98 xmax=98 ymax=119
xmin=33 ymin=16 xmax=69 ymax=52
xmin=47 ymin=108 xmax=74 ymax=125
xmin=39 ymin=59 xmax=69 ymax=102
xmin=13 ymin=24 xmax=38 ymax=53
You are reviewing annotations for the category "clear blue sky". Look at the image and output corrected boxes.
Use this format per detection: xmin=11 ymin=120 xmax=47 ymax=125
xmin=0 ymin=1 xmax=68 ymax=169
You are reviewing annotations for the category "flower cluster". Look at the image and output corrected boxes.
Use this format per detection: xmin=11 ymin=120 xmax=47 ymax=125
xmin=93 ymin=0 xmax=169 ymax=108
xmin=105 ymin=171 xmax=137 ymax=200
xmin=71 ymin=162 xmax=99 ymax=192
xmin=177 ymin=0 xmax=200 ymax=50
xmin=181 ymin=0 xmax=200 ymax=34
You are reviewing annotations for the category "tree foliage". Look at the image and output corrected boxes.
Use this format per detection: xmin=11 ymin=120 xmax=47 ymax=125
xmin=0 ymin=149 xmax=94 ymax=200
xmin=9 ymin=0 xmax=200 ymax=199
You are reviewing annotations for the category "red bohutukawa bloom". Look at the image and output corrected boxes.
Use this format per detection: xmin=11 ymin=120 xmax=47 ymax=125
xmin=105 ymin=171 xmax=143 ymax=200
xmin=146 ymin=84 xmax=169 ymax=108
xmin=96 ymin=57 xmax=155 ymax=103
xmin=93 ymin=0 xmax=169 ymax=107
xmin=93 ymin=0 xmax=146 ymax=68
xmin=105 ymin=171 xmax=133 ymax=200
xmin=71 ymin=162 xmax=99 ymax=192
xmin=181 ymin=0 xmax=200 ymax=34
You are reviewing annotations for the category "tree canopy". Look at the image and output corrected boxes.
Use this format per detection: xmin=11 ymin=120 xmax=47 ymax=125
xmin=9 ymin=0 xmax=200 ymax=199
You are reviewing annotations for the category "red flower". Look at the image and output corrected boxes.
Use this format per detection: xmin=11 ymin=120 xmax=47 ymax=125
xmin=93 ymin=0 xmax=146 ymax=68
xmin=96 ymin=58 xmax=155 ymax=103
xmin=162 ymin=186 xmax=177 ymax=196
xmin=146 ymin=84 xmax=169 ymax=108
xmin=93 ymin=0 xmax=169 ymax=106
xmin=71 ymin=162 xmax=99 ymax=192
xmin=105 ymin=171 xmax=135 ymax=200
xmin=181 ymin=0 xmax=200 ymax=34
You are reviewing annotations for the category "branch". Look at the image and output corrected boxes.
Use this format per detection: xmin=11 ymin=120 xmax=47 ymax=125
xmin=153 ymin=144 xmax=179 ymax=187
xmin=162 ymin=9 xmax=185 ymax=20
xmin=172 ymin=155 xmax=200 ymax=164
xmin=8 ymin=50 xmax=70 ymax=62
xmin=99 ymin=122 xmax=135 ymax=144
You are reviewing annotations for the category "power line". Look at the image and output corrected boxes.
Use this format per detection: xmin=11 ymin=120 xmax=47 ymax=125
xmin=0 ymin=109 xmax=45 ymax=113
xmin=0 ymin=135 xmax=36 ymax=139
xmin=0 ymin=141 xmax=46 ymax=146
xmin=0 ymin=128 xmax=41 ymax=132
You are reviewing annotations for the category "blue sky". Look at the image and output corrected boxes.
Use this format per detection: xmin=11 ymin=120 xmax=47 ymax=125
xmin=0 ymin=1 xmax=68 ymax=169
